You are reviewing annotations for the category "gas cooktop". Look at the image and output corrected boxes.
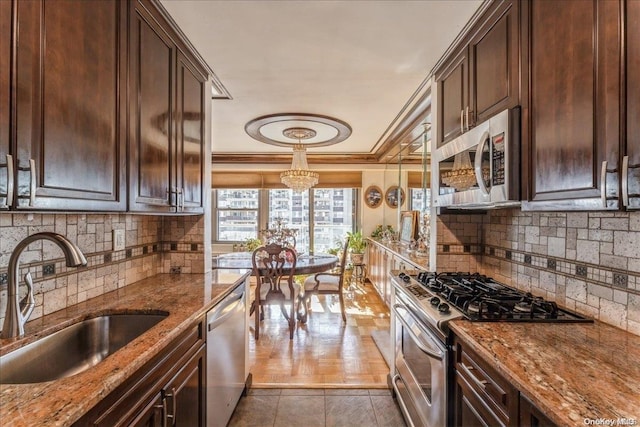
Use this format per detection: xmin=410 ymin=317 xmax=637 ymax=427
xmin=396 ymin=271 xmax=592 ymax=323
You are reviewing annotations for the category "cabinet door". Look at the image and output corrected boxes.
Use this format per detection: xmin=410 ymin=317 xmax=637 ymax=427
xmin=624 ymin=0 xmax=640 ymax=209
xmin=13 ymin=0 xmax=126 ymax=211
xmin=519 ymin=396 xmax=556 ymax=427
xmin=526 ymin=0 xmax=621 ymax=209
xmin=0 ymin=0 xmax=11 ymax=210
xmin=470 ymin=0 xmax=519 ymax=125
xmin=164 ymin=345 xmax=206 ymax=427
xmin=129 ymin=1 xmax=175 ymax=212
xmin=175 ymin=52 xmax=205 ymax=213
xmin=130 ymin=392 xmax=164 ymax=427
xmin=436 ymin=47 xmax=469 ymax=148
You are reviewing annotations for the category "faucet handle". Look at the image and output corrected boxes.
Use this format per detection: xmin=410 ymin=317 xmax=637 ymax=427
xmin=20 ymin=272 xmax=35 ymax=321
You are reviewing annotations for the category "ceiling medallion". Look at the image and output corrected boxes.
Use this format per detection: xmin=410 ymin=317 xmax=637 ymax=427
xmin=245 ymin=113 xmax=351 ymax=148
xmin=279 ymin=127 xmax=319 ymax=193
xmin=282 ymin=127 xmax=317 ymax=140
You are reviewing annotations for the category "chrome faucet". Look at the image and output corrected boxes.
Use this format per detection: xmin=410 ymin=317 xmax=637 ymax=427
xmin=1 ymin=232 xmax=87 ymax=339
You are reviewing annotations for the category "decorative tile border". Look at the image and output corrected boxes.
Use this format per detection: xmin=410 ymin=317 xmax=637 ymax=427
xmin=483 ymin=244 xmax=640 ymax=295
xmin=0 ymin=241 xmax=205 ymax=290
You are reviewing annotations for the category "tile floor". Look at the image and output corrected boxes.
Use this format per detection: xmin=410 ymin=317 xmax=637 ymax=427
xmin=228 ymin=388 xmax=407 ymax=427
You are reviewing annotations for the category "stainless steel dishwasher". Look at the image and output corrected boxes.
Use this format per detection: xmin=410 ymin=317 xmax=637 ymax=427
xmin=206 ymin=280 xmax=248 ymax=427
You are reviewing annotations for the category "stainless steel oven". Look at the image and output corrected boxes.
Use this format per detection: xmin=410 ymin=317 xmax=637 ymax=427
xmin=391 ymin=271 xmax=464 ymax=427
xmin=392 ymin=291 xmax=448 ymax=427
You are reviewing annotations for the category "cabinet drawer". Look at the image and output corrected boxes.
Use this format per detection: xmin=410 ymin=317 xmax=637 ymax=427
xmin=454 ymin=339 xmax=518 ymax=425
xmin=456 ymin=373 xmax=506 ymax=427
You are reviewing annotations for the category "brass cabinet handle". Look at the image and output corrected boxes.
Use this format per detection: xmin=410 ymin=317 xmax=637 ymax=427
xmin=600 ymin=160 xmax=608 ymax=208
xmin=460 ymin=109 xmax=465 ymax=133
xmin=3 ymin=154 xmax=13 ymax=208
xmin=165 ymin=387 xmax=177 ymax=426
xmin=460 ymin=362 xmax=488 ymax=390
xmin=465 ymin=106 xmax=470 ymax=131
xmin=29 ymin=158 xmax=36 ymax=206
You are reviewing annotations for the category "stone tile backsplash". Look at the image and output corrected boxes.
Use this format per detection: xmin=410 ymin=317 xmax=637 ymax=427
xmin=0 ymin=213 xmax=205 ymax=329
xmin=438 ymin=210 xmax=640 ymax=335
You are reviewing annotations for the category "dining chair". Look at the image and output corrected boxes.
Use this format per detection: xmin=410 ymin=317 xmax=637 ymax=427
xmin=298 ymin=236 xmax=351 ymax=323
xmin=250 ymin=243 xmax=299 ymax=340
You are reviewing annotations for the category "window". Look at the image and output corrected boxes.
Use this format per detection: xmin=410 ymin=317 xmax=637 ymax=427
xmin=267 ymin=188 xmax=355 ymax=254
xmin=216 ymin=189 xmax=260 ymax=241
xmin=214 ymin=188 xmax=356 ymax=251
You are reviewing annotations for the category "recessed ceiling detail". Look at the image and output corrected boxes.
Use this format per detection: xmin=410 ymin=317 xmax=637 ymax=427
xmin=245 ymin=113 xmax=352 ymax=148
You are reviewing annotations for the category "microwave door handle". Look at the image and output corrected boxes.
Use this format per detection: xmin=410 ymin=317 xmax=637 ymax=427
xmin=474 ymin=132 xmax=490 ymax=195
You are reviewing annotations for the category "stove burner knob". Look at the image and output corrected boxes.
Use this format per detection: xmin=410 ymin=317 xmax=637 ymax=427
xmin=430 ymin=297 xmax=440 ymax=306
xmin=437 ymin=303 xmax=450 ymax=314
xmin=402 ymin=275 xmax=411 ymax=283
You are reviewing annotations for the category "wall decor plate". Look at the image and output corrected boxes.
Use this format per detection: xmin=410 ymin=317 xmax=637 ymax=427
xmin=385 ymin=186 xmax=405 ymax=209
xmin=364 ymin=185 xmax=383 ymax=209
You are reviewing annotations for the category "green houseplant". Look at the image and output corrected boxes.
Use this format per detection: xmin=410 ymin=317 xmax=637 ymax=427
xmin=347 ymin=231 xmax=366 ymax=265
xmin=243 ymin=237 xmax=262 ymax=252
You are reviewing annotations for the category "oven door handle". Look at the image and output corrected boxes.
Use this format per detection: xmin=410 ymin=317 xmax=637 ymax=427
xmin=391 ymin=374 xmax=417 ymax=427
xmin=393 ymin=304 xmax=444 ymax=361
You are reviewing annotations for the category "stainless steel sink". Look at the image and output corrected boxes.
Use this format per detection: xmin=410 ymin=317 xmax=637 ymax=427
xmin=0 ymin=313 xmax=168 ymax=384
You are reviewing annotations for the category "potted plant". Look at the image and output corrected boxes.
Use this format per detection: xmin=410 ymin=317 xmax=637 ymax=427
xmin=243 ymin=237 xmax=262 ymax=252
xmin=347 ymin=230 xmax=366 ymax=265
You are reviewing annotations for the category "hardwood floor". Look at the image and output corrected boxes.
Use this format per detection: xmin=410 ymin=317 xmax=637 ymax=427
xmin=248 ymin=281 xmax=391 ymax=387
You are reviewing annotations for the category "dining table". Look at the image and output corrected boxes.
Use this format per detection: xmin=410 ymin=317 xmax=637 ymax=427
xmin=213 ymin=251 xmax=339 ymax=275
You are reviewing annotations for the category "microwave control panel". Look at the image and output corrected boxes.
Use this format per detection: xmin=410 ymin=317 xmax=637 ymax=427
xmin=492 ymin=132 xmax=506 ymax=186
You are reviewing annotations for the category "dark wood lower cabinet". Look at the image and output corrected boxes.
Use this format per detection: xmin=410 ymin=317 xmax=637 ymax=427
xmin=76 ymin=320 xmax=205 ymax=427
xmin=453 ymin=335 xmax=556 ymax=427
xmin=520 ymin=396 xmax=556 ymax=427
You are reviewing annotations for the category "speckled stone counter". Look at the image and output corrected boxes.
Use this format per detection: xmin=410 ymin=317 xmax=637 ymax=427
xmin=449 ymin=320 xmax=640 ymax=425
xmin=0 ymin=269 xmax=250 ymax=427
xmin=366 ymin=238 xmax=430 ymax=270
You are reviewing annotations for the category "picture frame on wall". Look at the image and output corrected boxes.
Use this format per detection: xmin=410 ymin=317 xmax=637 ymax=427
xmin=364 ymin=185 xmax=383 ymax=209
xmin=385 ymin=185 xmax=405 ymax=209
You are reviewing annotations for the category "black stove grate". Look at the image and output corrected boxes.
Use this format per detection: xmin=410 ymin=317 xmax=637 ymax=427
xmin=414 ymin=271 xmax=591 ymax=323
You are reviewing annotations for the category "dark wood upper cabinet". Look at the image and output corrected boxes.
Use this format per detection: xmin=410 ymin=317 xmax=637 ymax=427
xmin=129 ymin=0 xmax=206 ymax=213
xmin=470 ymin=0 xmax=519 ymax=125
xmin=0 ymin=0 xmax=11 ymax=210
xmin=436 ymin=47 xmax=469 ymax=147
xmin=12 ymin=0 xmax=127 ymax=211
xmin=129 ymin=1 xmax=175 ymax=212
xmin=176 ymin=52 xmax=206 ymax=213
xmin=624 ymin=0 xmax=640 ymax=210
xmin=435 ymin=0 xmax=520 ymax=148
xmin=523 ymin=0 xmax=621 ymax=210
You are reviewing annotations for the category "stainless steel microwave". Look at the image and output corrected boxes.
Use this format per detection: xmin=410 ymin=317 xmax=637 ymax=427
xmin=432 ymin=107 xmax=521 ymax=209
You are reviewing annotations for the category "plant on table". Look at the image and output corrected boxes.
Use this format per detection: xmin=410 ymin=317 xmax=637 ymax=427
xmin=243 ymin=237 xmax=262 ymax=252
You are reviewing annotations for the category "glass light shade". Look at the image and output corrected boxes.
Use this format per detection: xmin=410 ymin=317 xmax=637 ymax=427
xmin=280 ymin=144 xmax=319 ymax=193
xmin=441 ymin=151 xmax=477 ymax=191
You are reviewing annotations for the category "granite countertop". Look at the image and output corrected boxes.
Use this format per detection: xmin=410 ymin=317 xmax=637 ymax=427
xmin=449 ymin=320 xmax=640 ymax=425
xmin=0 ymin=269 xmax=250 ymax=427
xmin=366 ymin=238 xmax=430 ymax=270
